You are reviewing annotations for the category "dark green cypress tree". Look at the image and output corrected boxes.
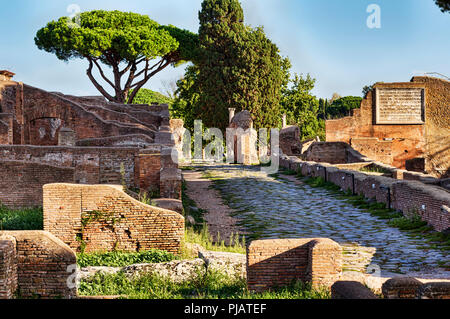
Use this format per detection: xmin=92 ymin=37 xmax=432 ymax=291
xmin=196 ymin=0 xmax=290 ymax=130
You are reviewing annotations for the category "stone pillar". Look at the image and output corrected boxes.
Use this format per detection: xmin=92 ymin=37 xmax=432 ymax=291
xmin=229 ymin=108 xmax=236 ymax=124
xmin=282 ymin=113 xmax=287 ymax=128
xmin=155 ymin=125 xmax=175 ymax=146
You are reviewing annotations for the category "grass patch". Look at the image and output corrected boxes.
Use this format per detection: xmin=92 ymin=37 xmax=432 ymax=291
xmin=0 ymin=205 xmax=43 ymax=230
xmin=184 ymin=225 xmax=246 ymax=256
xmin=279 ymin=168 xmax=297 ymax=176
xmin=77 ymin=250 xmax=178 ymax=268
xmin=388 ymin=214 xmax=430 ymax=231
xmin=359 ymin=165 xmax=392 ymax=175
xmin=78 ymin=270 xmax=329 ymax=299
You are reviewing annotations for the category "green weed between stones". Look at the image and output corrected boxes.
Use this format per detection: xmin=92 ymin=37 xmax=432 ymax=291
xmin=78 ymin=270 xmax=330 ymax=299
xmin=0 ymin=205 xmax=43 ymax=230
xmin=300 ymin=175 xmax=450 ymax=254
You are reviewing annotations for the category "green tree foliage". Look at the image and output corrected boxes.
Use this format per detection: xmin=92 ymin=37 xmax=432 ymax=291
xmin=435 ymin=0 xmax=450 ymax=13
xmin=129 ymin=88 xmax=173 ymax=105
xmin=318 ymin=98 xmax=329 ymax=120
xmin=35 ymin=10 xmax=198 ymax=103
xmin=326 ymin=96 xmax=363 ymax=119
xmin=195 ymin=0 xmax=290 ymax=130
xmin=171 ymin=65 xmax=201 ymax=131
xmin=281 ymin=74 xmax=325 ymax=141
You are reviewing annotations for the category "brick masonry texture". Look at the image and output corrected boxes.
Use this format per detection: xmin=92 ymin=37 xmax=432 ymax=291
xmin=43 ymin=183 xmax=185 ymax=254
xmin=302 ymin=142 xmax=349 ymax=164
xmin=0 ymin=235 xmax=17 ymax=299
xmin=246 ymin=238 xmax=342 ymax=292
xmin=391 ymin=180 xmax=450 ymax=232
xmin=0 ymin=160 xmax=74 ymax=208
xmin=0 ymin=78 xmax=183 ymax=207
xmin=281 ymin=155 xmax=450 ymax=232
xmin=0 ymin=144 xmax=181 ymax=208
xmin=325 ymin=77 xmax=450 ymax=177
xmin=0 ymin=231 xmax=76 ymax=299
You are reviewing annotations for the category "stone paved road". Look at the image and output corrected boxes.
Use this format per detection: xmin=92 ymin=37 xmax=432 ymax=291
xmin=194 ymin=164 xmax=449 ymax=278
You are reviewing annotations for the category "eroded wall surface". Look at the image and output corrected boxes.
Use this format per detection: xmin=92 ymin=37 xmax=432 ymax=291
xmin=326 ymin=77 xmax=449 ymax=177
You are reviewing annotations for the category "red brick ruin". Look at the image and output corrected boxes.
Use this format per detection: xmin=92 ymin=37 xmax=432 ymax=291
xmin=0 ymin=71 xmax=183 ymax=208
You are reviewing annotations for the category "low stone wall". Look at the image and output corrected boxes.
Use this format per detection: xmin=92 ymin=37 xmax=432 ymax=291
xmin=0 ymin=231 xmax=77 ymax=299
xmin=0 ymin=145 xmax=140 ymax=187
xmin=246 ymin=238 xmax=342 ymax=292
xmin=0 ymin=144 xmax=181 ymax=207
xmin=281 ymin=155 xmax=450 ymax=232
xmin=43 ymin=183 xmax=185 ymax=254
xmin=391 ymin=181 xmax=450 ymax=232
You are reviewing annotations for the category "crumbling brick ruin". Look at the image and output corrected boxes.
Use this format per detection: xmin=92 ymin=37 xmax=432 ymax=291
xmin=0 ymin=231 xmax=77 ymax=299
xmin=325 ymin=76 xmax=450 ymax=178
xmin=247 ymin=238 xmax=342 ymax=292
xmin=43 ymin=183 xmax=185 ymax=254
xmin=0 ymin=72 xmax=183 ymax=208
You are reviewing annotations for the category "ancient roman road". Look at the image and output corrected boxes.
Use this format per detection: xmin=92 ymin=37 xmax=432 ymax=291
xmin=187 ymin=164 xmax=449 ymax=278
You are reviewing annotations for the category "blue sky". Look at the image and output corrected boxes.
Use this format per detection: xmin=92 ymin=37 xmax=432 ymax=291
xmin=0 ymin=0 xmax=449 ymax=99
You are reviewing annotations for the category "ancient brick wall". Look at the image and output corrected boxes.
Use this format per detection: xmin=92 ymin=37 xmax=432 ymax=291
xmin=43 ymin=184 xmax=185 ymax=254
xmin=353 ymin=174 xmax=396 ymax=207
xmin=413 ymin=77 xmax=450 ymax=178
xmin=0 ymin=235 xmax=17 ymax=299
xmin=0 ymin=145 xmax=180 ymax=206
xmin=0 ymin=231 xmax=77 ymax=299
xmin=0 ymin=145 xmax=140 ymax=186
xmin=326 ymin=167 xmax=355 ymax=193
xmin=247 ymin=238 xmax=342 ymax=292
xmin=303 ymin=142 xmax=348 ymax=164
xmin=138 ymin=148 xmax=162 ymax=192
xmin=0 ymin=119 xmax=9 ymax=144
xmin=63 ymin=95 xmax=169 ymax=130
xmin=21 ymin=85 xmax=155 ymax=145
xmin=0 ymin=160 xmax=74 ymax=208
xmin=392 ymin=181 xmax=450 ymax=232
xmin=326 ymin=77 xmax=449 ymax=177
xmin=280 ymin=126 xmax=302 ymax=156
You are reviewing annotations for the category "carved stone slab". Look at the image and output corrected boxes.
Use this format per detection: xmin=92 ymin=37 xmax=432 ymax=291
xmin=375 ymin=88 xmax=425 ymax=124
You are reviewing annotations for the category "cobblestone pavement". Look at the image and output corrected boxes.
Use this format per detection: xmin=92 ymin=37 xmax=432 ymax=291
xmin=193 ymin=164 xmax=449 ymax=278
